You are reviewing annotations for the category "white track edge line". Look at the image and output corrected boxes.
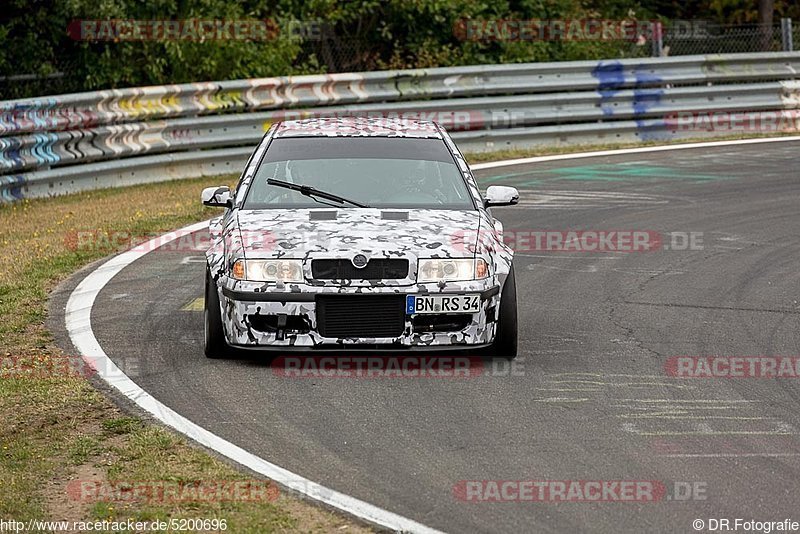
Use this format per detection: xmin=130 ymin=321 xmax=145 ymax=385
xmin=64 ymin=221 xmax=443 ymax=534
xmin=470 ymin=135 xmax=800 ymax=170
xmin=65 ymin=135 xmax=800 ymax=533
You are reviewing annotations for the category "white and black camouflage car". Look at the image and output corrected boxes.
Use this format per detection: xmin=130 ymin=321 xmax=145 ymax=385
xmin=201 ymin=117 xmax=519 ymax=358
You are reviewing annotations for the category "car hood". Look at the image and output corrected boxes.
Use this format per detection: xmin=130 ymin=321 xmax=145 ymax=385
xmin=233 ymin=208 xmax=481 ymax=259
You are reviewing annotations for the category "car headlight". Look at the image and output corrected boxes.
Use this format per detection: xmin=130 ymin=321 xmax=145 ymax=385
xmin=231 ymin=259 xmax=304 ymax=282
xmin=417 ymin=258 xmax=489 ymax=282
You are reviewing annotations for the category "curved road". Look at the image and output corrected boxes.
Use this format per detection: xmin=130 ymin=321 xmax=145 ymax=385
xmin=52 ymin=140 xmax=800 ymax=533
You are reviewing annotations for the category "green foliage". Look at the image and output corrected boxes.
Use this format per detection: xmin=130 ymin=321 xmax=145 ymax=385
xmin=0 ymin=0 xmax=305 ymax=98
xmin=0 ymin=0 xmax=792 ymax=99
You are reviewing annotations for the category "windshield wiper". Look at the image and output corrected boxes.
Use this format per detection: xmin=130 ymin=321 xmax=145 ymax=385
xmin=267 ymin=178 xmax=370 ymax=208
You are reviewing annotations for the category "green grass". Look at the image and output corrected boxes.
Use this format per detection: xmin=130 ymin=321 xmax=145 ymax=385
xmin=0 ymin=176 xmax=371 ymax=532
xmin=68 ymin=437 xmax=102 ymax=465
xmin=101 ymin=417 xmax=143 ymax=435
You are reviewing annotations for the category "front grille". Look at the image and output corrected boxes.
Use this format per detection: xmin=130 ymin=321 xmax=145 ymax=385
xmin=311 ymin=259 xmax=408 ymax=280
xmin=316 ymin=295 xmax=405 ymax=338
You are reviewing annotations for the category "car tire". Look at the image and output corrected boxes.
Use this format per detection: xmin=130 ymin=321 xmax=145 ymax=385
xmin=488 ymin=265 xmax=518 ymax=360
xmin=204 ymin=268 xmax=229 ymax=359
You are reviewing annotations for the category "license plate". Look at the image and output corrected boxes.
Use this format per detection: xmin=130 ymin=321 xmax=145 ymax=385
xmin=406 ymin=294 xmax=481 ymax=314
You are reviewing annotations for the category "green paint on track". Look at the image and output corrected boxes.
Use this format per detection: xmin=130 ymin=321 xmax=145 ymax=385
xmin=478 ymin=163 xmax=726 ymax=187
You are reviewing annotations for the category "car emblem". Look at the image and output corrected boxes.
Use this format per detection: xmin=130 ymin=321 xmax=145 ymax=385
xmin=352 ymin=254 xmax=368 ymax=268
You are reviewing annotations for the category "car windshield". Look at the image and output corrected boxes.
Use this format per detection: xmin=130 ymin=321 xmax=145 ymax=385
xmin=243 ymin=137 xmax=475 ymax=210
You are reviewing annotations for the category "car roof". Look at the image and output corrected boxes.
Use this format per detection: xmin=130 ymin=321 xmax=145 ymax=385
xmin=273 ymin=117 xmax=443 ymax=139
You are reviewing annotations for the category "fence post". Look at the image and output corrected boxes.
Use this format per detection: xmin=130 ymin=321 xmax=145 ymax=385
xmin=781 ymin=18 xmax=794 ymax=52
xmin=651 ymin=21 xmax=664 ymax=57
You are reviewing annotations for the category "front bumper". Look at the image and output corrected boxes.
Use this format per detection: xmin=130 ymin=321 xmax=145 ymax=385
xmin=216 ymin=277 xmax=502 ymax=349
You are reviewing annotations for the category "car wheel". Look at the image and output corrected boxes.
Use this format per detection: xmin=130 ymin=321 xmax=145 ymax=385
xmin=204 ymin=268 xmax=229 ymax=359
xmin=488 ymin=265 xmax=518 ymax=360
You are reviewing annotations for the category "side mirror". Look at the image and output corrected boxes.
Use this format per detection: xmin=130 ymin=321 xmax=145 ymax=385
xmin=484 ymin=185 xmax=519 ymax=208
xmin=202 ymin=186 xmax=232 ymax=208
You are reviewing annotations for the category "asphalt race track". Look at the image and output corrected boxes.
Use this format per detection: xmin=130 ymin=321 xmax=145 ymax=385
xmin=52 ymin=140 xmax=800 ymax=533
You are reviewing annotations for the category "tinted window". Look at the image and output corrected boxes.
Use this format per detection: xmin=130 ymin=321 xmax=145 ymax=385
xmin=243 ymin=137 xmax=475 ymax=210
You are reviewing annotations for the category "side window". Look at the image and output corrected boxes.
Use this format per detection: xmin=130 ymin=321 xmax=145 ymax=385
xmin=439 ymin=129 xmax=482 ymax=208
xmin=234 ymin=132 xmax=272 ymax=206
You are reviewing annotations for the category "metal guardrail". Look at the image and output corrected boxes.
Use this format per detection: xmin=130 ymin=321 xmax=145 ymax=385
xmin=2 ymin=52 xmax=800 ymax=202
xmin=4 ymin=81 xmax=798 ymax=175
xmin=0 ymin=147 xmax=252 ymax=203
